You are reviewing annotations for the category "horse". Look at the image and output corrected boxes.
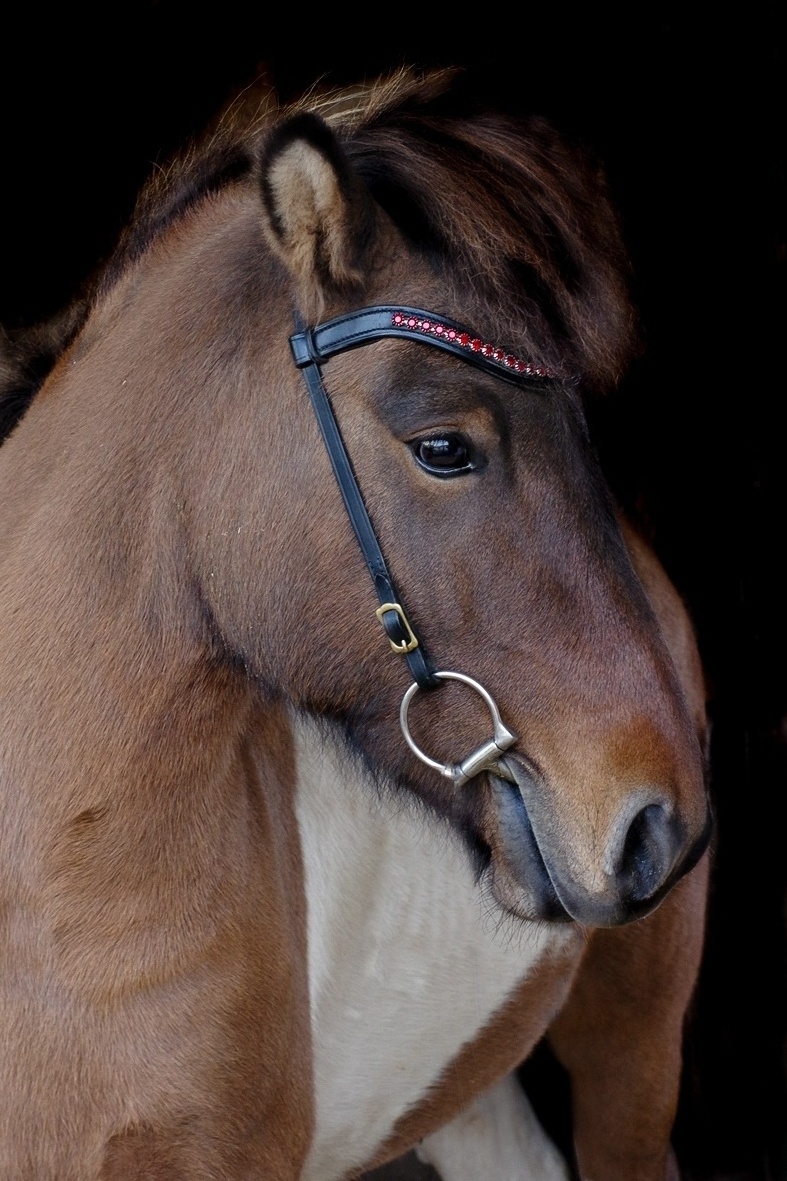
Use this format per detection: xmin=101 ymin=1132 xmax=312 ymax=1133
xmin=0 ymin=66 xmax=712 ymax=1180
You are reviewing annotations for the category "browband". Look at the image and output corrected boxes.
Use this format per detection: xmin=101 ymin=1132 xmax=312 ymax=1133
xmin=290 ymin=305 xmax=562 ymax=385
xmin=290 ymin=305 xmax=561 ymax=691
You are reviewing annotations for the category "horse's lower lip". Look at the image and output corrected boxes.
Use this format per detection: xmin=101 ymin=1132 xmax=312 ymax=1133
xmin=487 ymin=767 xmax=572 ymax=923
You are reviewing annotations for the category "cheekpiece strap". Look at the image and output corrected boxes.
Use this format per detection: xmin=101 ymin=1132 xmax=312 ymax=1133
xmin=290 ymin=305 xmax=561 ymax=693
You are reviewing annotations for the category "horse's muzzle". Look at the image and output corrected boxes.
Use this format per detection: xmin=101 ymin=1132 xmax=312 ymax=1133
xmin=489 ymin=756 xmax=712 ymax=927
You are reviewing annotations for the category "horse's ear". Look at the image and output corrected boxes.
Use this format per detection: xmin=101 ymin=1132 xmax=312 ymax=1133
xmin=259 ymin=112 xmax=376 ymax=317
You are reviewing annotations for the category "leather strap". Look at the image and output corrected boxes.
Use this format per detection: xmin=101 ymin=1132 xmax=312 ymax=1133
xmin=290 ymin=305 xmax=561 ymax=692
xmin=292 ymin=316 xmax=439 ymax=689
xmin=291 ymin=305 xmax=561 ymax=386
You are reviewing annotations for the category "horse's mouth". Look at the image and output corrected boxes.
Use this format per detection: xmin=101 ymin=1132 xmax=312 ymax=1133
xmin=485 ymin=756 xmax=572 ymax=923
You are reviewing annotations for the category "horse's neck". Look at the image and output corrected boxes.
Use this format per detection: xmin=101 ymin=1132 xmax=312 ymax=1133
xmin=0 ymin=437 xmax=256 ymax=900
xmin=291 ymin=713 xmax=570 ymax=1180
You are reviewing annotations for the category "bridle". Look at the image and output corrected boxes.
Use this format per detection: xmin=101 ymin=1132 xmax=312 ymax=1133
xmin=290 ymin=305 xmax=561 ymax=787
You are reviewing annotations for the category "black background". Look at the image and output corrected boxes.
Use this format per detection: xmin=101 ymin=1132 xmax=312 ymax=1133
xmin=2 ymin=4 xmax=785 ymax=1178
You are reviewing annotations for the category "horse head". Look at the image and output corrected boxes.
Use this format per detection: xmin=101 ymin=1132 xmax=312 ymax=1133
xmin=175 ymin=70 xmax=708 ymax=929
xmin=20 ymin=69 xmax=710 ymax=932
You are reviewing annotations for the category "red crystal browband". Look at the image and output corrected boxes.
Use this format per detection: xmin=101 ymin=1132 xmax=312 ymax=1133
xmin=289 ymin=304 xmax=564 ymax=387
xmin=390 ymin=311 xmax=558 ymax=379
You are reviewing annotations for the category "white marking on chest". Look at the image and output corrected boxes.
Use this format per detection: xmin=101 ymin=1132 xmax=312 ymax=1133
xmin=293 ymin=716 xmax=568 ymax=1181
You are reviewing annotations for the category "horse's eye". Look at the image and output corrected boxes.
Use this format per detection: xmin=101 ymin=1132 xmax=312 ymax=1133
xmin=412 ymin=433 xmax=475 ymax=477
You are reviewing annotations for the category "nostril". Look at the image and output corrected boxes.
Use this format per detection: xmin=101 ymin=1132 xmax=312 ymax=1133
xmin=616 ymin=802 xmax=677 ymax=904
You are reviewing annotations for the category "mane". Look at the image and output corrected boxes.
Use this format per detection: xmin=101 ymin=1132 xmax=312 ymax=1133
xmin=316 ymin=68 xmax=638 ymax=386
xmin=0 ymin=66 xmax=638 ymax=442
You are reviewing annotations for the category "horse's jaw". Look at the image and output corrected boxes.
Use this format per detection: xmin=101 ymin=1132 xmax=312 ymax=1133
xmin=485 ymin=756 xmax=712 ymax=929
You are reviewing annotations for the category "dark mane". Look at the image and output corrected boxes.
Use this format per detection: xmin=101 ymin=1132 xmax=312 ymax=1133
xmin=328 ymin=68 xmax=638 ymax=386
xmin=0 ymin=66 xmax=638 ymax=442
xmin=111 ymin=65 xmax=642 ymax=387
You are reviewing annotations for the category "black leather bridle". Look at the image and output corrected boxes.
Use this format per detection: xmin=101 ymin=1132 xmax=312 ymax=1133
xmin=290 ymin=305 xmax=561 ymax=785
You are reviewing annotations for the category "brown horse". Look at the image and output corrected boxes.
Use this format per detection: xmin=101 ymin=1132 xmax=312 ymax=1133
xmin=0 ymin=67 xmax=711 ymax=1179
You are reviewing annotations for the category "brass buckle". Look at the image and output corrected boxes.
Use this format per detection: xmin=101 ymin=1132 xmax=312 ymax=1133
xmin=375 ymin=602 xmax=419 ymax=654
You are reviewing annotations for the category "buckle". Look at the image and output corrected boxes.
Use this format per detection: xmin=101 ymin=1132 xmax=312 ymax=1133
xmin=376 ymin=602 xmax=419 ymax=654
